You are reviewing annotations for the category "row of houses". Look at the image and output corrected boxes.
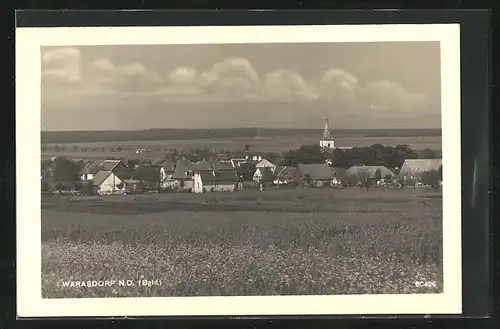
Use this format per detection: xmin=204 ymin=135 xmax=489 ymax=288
xmin=73 ymin=157 xmax=442 ymax=196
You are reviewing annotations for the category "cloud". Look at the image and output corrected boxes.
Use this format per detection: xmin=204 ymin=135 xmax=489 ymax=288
xmin=168 ymin=67 xmax=197 ymax=84
xmin=122 ymin=63 xmax=147 ymax=76
xmin=107 ymin=62 xmax=163 ymax=93
xmin=42 ymin=47 xmax=81 ymax=84
xmin=264 ymin=70 xmax=318 ymax=101
xmin=199 ymin=58 xmax=260 ymax=94
xmin=42 ymin=52 xmax=430 ymax=111
xmin=91 ymin=58 xmax=114 ymax=72
xmin=316 ymin=69 xmax=358 ymax=101
xmin=363 ymin=80 xmax=429 ymax=111
xmin=88 ymin=58 xmax=116 ymax=84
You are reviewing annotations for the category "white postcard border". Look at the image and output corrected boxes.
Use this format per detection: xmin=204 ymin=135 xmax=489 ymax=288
xmin=16 ymin=24 xmax=462 ymax=317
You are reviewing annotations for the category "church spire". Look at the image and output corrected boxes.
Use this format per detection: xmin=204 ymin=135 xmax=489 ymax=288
xmin=322 ymin=116 xmax=331 ymax=139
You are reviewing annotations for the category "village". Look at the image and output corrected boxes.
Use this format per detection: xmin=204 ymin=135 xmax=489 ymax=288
xmin=41 ymin=118 xmax=443 ymax=197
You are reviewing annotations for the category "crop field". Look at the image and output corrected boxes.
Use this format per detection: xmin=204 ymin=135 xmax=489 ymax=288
xmin=41 ymin=187 xmax=443 ymax=298
xmin=41 ymin=135 xmax=442 ymax=161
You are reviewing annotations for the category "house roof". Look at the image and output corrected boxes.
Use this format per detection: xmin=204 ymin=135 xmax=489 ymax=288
xmin=172 ymin=160 xmax=239 ymax=179
xmin=255 ymin=159 xmax=275 ymax=168
xmin=298 ymin=163 xmax=336 ymax=180
xmin=79 ymin=160 xmax=101 ymax=174
xmin=99 ymin=160 xmax=122 ymax=172
xmin=161 ymin=160 xmax=176 ymax=172
xmin=92 ymin=171 xmax=112 ymax=186
xmin=230 ymin=158 xmax=247 ymax=167
xmin=215 ymin=161 xmax=235 ymax=170
xmin=400 ymin=159 xmax=442 ymax=174
xmin=274 ymin=166 xmax=300 ymax=180
xmin=330 ymin=167 xmax=347 ymax=178
xmin=172 ymin=160 xmax=191 ymax=179
xmin=346 ymin=166 xmax=394 ymax=178
xmin=199 ymin=170 xmax=237 ymax=185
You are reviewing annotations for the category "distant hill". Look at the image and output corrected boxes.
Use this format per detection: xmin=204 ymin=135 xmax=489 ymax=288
xmin=41 ymin=128 xmax=442 ymax=144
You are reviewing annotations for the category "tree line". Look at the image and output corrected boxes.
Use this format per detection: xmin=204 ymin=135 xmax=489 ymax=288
xmin=281 ymin=143 xmax=438 ymax=169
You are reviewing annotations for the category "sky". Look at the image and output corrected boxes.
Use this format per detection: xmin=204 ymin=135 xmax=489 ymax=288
xmin=41 ymin=42 xmax=441 ymax=131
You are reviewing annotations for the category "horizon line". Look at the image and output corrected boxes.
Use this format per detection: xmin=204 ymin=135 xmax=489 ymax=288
xmin=41 ymin=127 xmax=442 ymax=133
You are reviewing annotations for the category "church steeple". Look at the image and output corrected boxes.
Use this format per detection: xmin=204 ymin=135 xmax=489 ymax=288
xmin=322 ymin=116 xmax=331 ymax=139
xmin=319 ymin=116 xmax=335 ymax=150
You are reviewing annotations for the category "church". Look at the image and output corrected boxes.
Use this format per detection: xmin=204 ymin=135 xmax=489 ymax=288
xmin=319 ymin=117 xmax=336 ymax=149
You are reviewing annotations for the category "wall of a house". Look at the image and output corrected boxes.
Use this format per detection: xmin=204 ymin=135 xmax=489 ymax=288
xmin=97 ymin=173 xmax=126 ymax=195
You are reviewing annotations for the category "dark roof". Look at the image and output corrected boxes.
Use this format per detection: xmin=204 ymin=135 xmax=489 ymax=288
xmin=274 ymin=166 xmax=300 ymax=180
xmin=298 ymin=163 xmax=336 ymax=180
xmin=215 ymin=161 xmax=235 ymax=170
xmin=79 ymin=160 xmax=101 ymax=174
xmin=199 ymin=170 xmax=237 ymax=184
xmin=330 ymin=167 xmax=347 ymax=178
xmin=92 ymin=171 xmax=112 ymax=186
xmin=172 ymin=160 xmax=191 ymax=179
xmin=99 ymin=160 xmax=122 ymax=171
xmin=161 ymin=160 xmax=176 ymax=172
xmin=189 ymin=161 xmax=214 ymax=172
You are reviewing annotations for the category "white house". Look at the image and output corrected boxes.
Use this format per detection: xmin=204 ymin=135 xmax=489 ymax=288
xmin=92 ymin=170 xmax=126 ymax=195
xmin=83 ymin=159 xmax=128 ymax=185
xmin=193 ymin=170 xmax=237 ymax=193
xmin=160 ymin=160 xmax=177 ymax=189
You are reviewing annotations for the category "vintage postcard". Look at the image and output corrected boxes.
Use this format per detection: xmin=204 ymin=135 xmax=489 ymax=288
xmin=16 ymin=23 xmax=462 ymax=317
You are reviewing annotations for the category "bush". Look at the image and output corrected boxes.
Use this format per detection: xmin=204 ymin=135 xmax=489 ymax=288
xmin=422 ymin=170 xmax=441 ymax=188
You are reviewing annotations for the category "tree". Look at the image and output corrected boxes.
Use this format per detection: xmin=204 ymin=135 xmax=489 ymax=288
xmin=420 ymin=148 xmax=436 ymax=159
xmin=52 ymin=158 xmax=80 ymax=183
xmin=303 ymin=173 xmax=312 ymax=185
xmin=127 ymin=158 xmax=140 ymax=168
xmin=237 ymin=162 xmax=257 ymax=181
xmin=134 ymin=166 xmax=160 ymax=183
xmin=422 ymin=170 xmax=441 ymax=188
xmin=41 ymin=180 xmax=51 ymax=193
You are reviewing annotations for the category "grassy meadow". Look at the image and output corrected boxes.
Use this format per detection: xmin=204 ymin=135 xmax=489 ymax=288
xmin=41 ymin=187 xmax=443 ymax=298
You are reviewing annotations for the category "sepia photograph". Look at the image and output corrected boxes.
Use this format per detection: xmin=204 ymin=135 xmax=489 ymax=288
xmin=16 ymin=24 xmax=462 ymax=317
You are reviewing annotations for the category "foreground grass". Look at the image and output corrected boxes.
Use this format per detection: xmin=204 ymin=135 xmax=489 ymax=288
xmin=41 ymin=188 xmax=443 ymax=298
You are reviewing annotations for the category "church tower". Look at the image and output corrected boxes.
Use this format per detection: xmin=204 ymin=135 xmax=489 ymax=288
xmin=319 ymin=116 xmax=335 ymax=149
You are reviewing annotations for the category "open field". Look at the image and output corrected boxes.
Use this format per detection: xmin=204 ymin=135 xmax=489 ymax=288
xmin=41 ymin=135 xmax=442 ymax=161
xmin=42 ymin=187 xmax=443 ymax=298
